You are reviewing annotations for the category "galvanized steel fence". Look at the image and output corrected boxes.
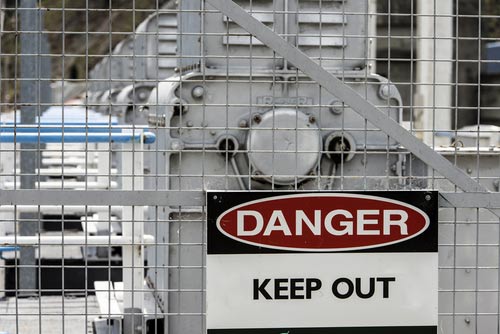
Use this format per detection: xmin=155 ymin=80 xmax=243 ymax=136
xmin=0 ymin=0 xmax=499 ymax=333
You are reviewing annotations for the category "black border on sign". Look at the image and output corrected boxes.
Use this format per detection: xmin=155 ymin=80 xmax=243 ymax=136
xmin=207 ymin=326 xmax=437 ymax=334
xmin=207 ymin=191 xmax=438 ymax=254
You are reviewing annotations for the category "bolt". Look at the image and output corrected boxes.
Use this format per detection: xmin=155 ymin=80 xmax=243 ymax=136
xmin=329 ymin=101 xmax=343 ymax=115
xmin=493 ymin=179 xmax=500 ymax=191
xmin=466 ymin=168 xmax=473 ymax=174
xmin=239 ymin=119 xmax=249 ymax=128
xmin=186 ymin=121 xmax=194 ymax=127
xmin=308 ymin=115 xmax=316 ymax=124
xmin=201 ymin=121 xmax=208 ymax=127
xmin=425 ymin=194 xmax=432 ymax=201
xmin=464 ymin=318 xmax=471 ymax=325
xmin=390 ymin=164 xmax=397 ymax=172
xmin=253 ymin=114 xmax=262 ymax=124
xmin=138 ymin=91 xmax=148 ymax=100
xmin=192 ymin=85 xmax=205 ymax=98
xmin=379 ymin=84 xmax=393 ymax=99
xmin=210 ymin=130 xmax=217 ymax=136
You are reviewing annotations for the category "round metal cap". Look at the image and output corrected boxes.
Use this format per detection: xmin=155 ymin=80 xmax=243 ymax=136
xmin=247 ymin=108 xmax=322 ymax=185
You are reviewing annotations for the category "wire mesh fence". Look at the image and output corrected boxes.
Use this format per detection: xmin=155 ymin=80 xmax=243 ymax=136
xmin=0 ymin=0 xmax=499 ymax=333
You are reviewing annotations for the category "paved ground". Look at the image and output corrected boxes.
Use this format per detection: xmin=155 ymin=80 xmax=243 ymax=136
xmin=0 ymin=295 xmax=99 ymax=334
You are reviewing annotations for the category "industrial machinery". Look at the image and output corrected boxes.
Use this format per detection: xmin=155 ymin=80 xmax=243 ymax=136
xmin=89 ymin=9 xmax=178 ymax=125
xmin=140 ymin=1 xmax=416 ymax=333
xmin=3 ymin=1 xmax=496 ymax=334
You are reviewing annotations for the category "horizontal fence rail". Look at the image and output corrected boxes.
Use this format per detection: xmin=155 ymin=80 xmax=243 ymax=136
xmin=0 ymin=1 xmax=499 ymax=334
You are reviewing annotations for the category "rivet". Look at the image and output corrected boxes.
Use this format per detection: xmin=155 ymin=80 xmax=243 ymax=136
xmin=138 ymin=91 xmax=148 ymax=100
xmin=329 ymin=100 xmax=343 ymax=114
xmin=380 ymin=84 xmax=391 ymax=98
xmin=192 ymin=86 xmax=205 ymax=98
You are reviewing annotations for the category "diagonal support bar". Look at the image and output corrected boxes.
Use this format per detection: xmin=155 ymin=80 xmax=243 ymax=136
xmin=205 ymin=0 xmax=500 ymax=218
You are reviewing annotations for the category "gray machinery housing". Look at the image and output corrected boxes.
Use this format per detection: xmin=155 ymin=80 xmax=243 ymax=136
xmin=202 ymin=0 xmax=369 ymax=70
xmin=89 ymin=9 xmax=178 ymax=124
xmin=142 ymin=1 xmax=416 ymax=333
xmin=80 ymin=10 xmax=180 ymax=285
xmin=88 ymin=9 xmax=179 ymax=268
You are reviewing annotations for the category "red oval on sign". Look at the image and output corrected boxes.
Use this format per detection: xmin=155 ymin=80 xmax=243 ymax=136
xmin=216 ymin=194 xmax=430 ymax=251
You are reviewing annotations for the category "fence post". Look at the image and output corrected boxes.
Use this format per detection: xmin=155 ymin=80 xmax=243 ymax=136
xmin=19 ymin=0 xmax=39 ymax=295
xmin=121 ymin=138 xmax=145 ymax=334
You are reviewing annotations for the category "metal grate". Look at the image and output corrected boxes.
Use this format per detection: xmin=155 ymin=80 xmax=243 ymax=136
xmin=0 ymin=0 xmax=499 ymax=334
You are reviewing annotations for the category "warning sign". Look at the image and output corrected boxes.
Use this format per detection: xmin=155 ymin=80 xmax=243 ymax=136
xmin=207 ymin=192 xmax=438 ymax=334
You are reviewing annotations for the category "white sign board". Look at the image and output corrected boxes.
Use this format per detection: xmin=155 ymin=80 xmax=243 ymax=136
xmin=207 ymin=192 xmax=438 ymax=334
